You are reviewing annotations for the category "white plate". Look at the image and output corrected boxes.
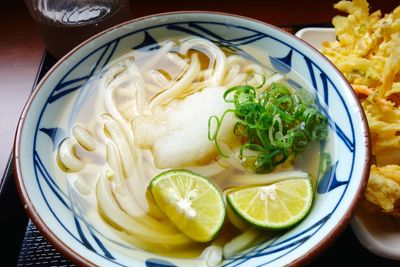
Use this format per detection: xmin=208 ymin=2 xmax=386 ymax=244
xmin=296 ymin=27 xmax=400 ymax=261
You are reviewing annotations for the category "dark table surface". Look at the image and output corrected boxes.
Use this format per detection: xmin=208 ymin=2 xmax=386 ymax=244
xmin=1 ymin=0 xmax=400 ymax=266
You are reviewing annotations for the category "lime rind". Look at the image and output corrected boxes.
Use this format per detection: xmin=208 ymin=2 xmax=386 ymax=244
xmin=150 ymin=169 xmax=226 ymax=242
xmin=150 ymin=169 xmax=222 ymax=196
xmin=226 ymin=178 xmax=313 ymax=230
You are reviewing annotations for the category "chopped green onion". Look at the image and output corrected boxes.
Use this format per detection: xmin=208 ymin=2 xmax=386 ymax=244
xmin=209 ymin=82 xmax=328 ymax=173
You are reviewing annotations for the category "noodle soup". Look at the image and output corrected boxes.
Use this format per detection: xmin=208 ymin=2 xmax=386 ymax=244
xmin=54 ymin=36 xmax=334 ymax=262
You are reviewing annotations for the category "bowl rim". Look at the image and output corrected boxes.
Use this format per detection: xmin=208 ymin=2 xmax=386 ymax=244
xmin=13 ymin=10 xmax=371 ymax=267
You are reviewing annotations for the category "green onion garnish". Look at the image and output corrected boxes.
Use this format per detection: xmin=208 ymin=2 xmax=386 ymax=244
xmin=208 ymin=82 xmax=328 ymax=173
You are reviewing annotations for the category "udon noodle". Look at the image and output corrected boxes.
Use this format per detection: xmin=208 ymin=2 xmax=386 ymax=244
xmin=56 ymin=37 xmax=331 ymax=264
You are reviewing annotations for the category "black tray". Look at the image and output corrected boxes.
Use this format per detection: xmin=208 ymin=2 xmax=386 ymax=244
xmin=3 ymin=49 xmax=399 ymax=266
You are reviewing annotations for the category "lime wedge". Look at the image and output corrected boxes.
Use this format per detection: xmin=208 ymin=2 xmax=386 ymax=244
xmin=226 ymin=178 xmax=313 ymax=229
xmin=149 ymin=170 xmax=225 ymax=242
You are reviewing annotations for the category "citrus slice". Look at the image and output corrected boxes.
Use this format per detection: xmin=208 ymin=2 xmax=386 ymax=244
xmin=226 ymin=178 xmax=313 ymax=229
xmin=149 ymin=169 xmax=225 ymax=242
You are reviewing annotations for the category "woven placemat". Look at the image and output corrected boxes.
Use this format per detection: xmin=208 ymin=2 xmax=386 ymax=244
xmin=17 ymin=221 xmax=75 ymax=267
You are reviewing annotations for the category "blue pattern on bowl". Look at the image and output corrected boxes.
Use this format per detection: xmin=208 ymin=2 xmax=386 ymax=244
xmin=17 ymin=13 xmax=368 ymax=267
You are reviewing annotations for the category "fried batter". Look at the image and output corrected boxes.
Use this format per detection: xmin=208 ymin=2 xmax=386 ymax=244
xmin=322 ymin=0 xmax=400 ymax=216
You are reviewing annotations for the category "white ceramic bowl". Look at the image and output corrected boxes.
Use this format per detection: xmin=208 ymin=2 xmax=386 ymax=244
xmin=15 ymin=12 xmax=370 ymax=266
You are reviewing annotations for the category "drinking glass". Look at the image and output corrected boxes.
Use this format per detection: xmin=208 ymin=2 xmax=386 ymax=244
xmin=25 ymin=0 xmax=132 ymax=58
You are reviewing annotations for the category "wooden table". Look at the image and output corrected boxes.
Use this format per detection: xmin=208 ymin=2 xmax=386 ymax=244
xmin=1 ymin=0 xmax=399 ymax=265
